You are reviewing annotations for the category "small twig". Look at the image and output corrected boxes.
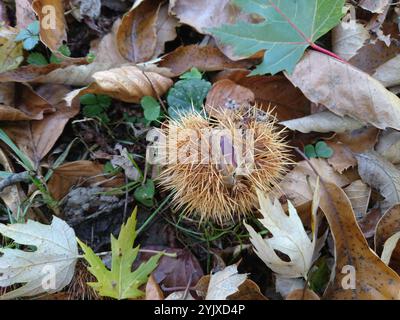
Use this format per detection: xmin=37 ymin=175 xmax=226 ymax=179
xmin=0 ymin=171 xmax=33 ymax=193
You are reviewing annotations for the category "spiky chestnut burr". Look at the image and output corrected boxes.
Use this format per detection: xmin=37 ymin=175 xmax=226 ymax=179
xmin=155 ymin=106 xmax=291 ymax=224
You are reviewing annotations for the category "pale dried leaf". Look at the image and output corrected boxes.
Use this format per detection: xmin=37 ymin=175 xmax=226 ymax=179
xmin=373 ymin=54 xmax=400 ymax=88
xmin=245 ymin=184 xmax=322 ymax=279
xmin=286 ymin=51 xmax=400 ymax=130
xmin=343 ymin=180 xmax=371 ymax=219
xmin=276 ymin=159 xmax=349 ymax=208
xmin=0 ymin=217 xmax=78 ymax=299
xmin=205 ymin=265 xmax=247 ymax=300
xmin=333 ymin=20 xmax=370 ymax=61
xmin=280 ymin=111 xmax=364 ymax=133
xmin=381 ymin=232 xmax=400 ymax=265
xmin=356 ymin=151 xmax=400 ymax=212
xmin=376 ymin=129 xmax=400 ymax=164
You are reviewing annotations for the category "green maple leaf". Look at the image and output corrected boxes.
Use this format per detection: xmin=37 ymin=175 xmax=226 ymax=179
xmin=77 ymin=208 xmax=161 ymax=300
xmin=210 ymin=0 xmax=345 ymax=75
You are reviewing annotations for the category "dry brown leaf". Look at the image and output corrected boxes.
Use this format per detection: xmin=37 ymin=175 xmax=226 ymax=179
xmin=117 ymin=0 xmax=162 ymax=63
xmin=205 ymin=79 xmax=254 ymax=117
xmin=227 ymin=279 xmax=268 ymax=300
xmin=356 ymin=151 xmax=400 ymax=212
xmin=358 ymin=208 xmax=383 ymax=239
xmin=326 ymin=141 xmax=357 ymax=174
xmin=3 ymin=84 xmax=79 ymax=166
xmin=319 ymin=182 xmax=400 ymax=299
xmin=215 ymin=71 xmax=310 ymax=122
xmin=276 ymin=159 xmax=349 ymax=209
xmin=115 ymin=0 xmax=178 ymax=62
xmin=0 ymin=59 xmax=89 ymax=83
xmin=145 ymin=274 xmax=164 ymax=300
xmin=32 ymin=0 xmax=67 ymax=52
xmin=0 ymin=83 xmax=54 ymax=121
xmin=281 ymin=111 xmax=364 ymax=134
xmin=334 ymin=126 xmax=379 ymax=153
xmin=343 ymin=180 xmax=371 ymax=219
xmin=84 ymin=66 xmax=173 ymax=103
xmin=376 ymin=129 xmax=400 ymax=164
xmin=0 ymin=83 xmax=14 ymax=106
xmin=152 ymin=3 xmax=179 ymax=59
xmin=15 ymin=0 xmax=36 ymax=29
xmin=47 ymin=161 xmax=119 ymax=201
xmin=375 ymin=204 xmax=400 ymax=274
xmin=285 ymin=289 xmax=320 ymax=300
xmin=286 ymin=50 xmax=400 ymax=130
xmin=89 ymin=19 xmax=129 ymax=65
xmin=159 ymin=45 xmax=252 ymax=76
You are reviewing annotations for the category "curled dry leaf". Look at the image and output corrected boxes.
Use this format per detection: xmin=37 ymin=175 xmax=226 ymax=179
xmin=375 ymin=204 xmax=400 ymax=274
xmin=205 ymin=79 xmax=254 ymax=117
xmin=376 ymin=129 xmax=400 ymax=164
xmin=343 ymin=180 xmax=371 ymax=219
xmin=0 ymin=83 xmax=54 ymax=121
xmin=85 ymin=66 xmax=173 ymax=103
xmin=32 ymin=0 xmax=67 ymax=52
xmin=117 ymin=0 xmax=162 ymax=63
xmin=90 ymin=19 xmax=128 ymax=65
xmin=159 ymin=45 xmax=252 ymax=76
xmin=3 ymin=84 xmax=80 ymax=166
xmin=281 ymin=111 xmax=364 ymax=134
xmin=47 ymin=161 xmax=122 ymax=201
xmin=276 ymin=159 xmax=349 ymax=209
xmin=381 ymin=232 xmax=400 ymax=266
xmin=286 ymin=51 xmax=400 ymax=130
xmin=356 ymin=151 xmax=400 ymax=212
xmin=319 ymin=182 xmax=400 ymax=299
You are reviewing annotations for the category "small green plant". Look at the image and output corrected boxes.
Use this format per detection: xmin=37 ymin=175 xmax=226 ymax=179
xmin=28 ymin=44 xmax=72 ymax=66
xmin=15 ymin=21 xmax=40 ymax=50
xmin=140 ymin=96 xmax=161 ymax=124
xmin=134 ymin=179 xmax=155 ymax=207
xmin=80 ymin=93 xmax=112 ymax=123
xmin=167 ymin=67 xmax=211 ymax=119
xmin=77 ymin=208 xmax=162 ymax=300
xmin=304 ymin=141 xmax=334 ymax=159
